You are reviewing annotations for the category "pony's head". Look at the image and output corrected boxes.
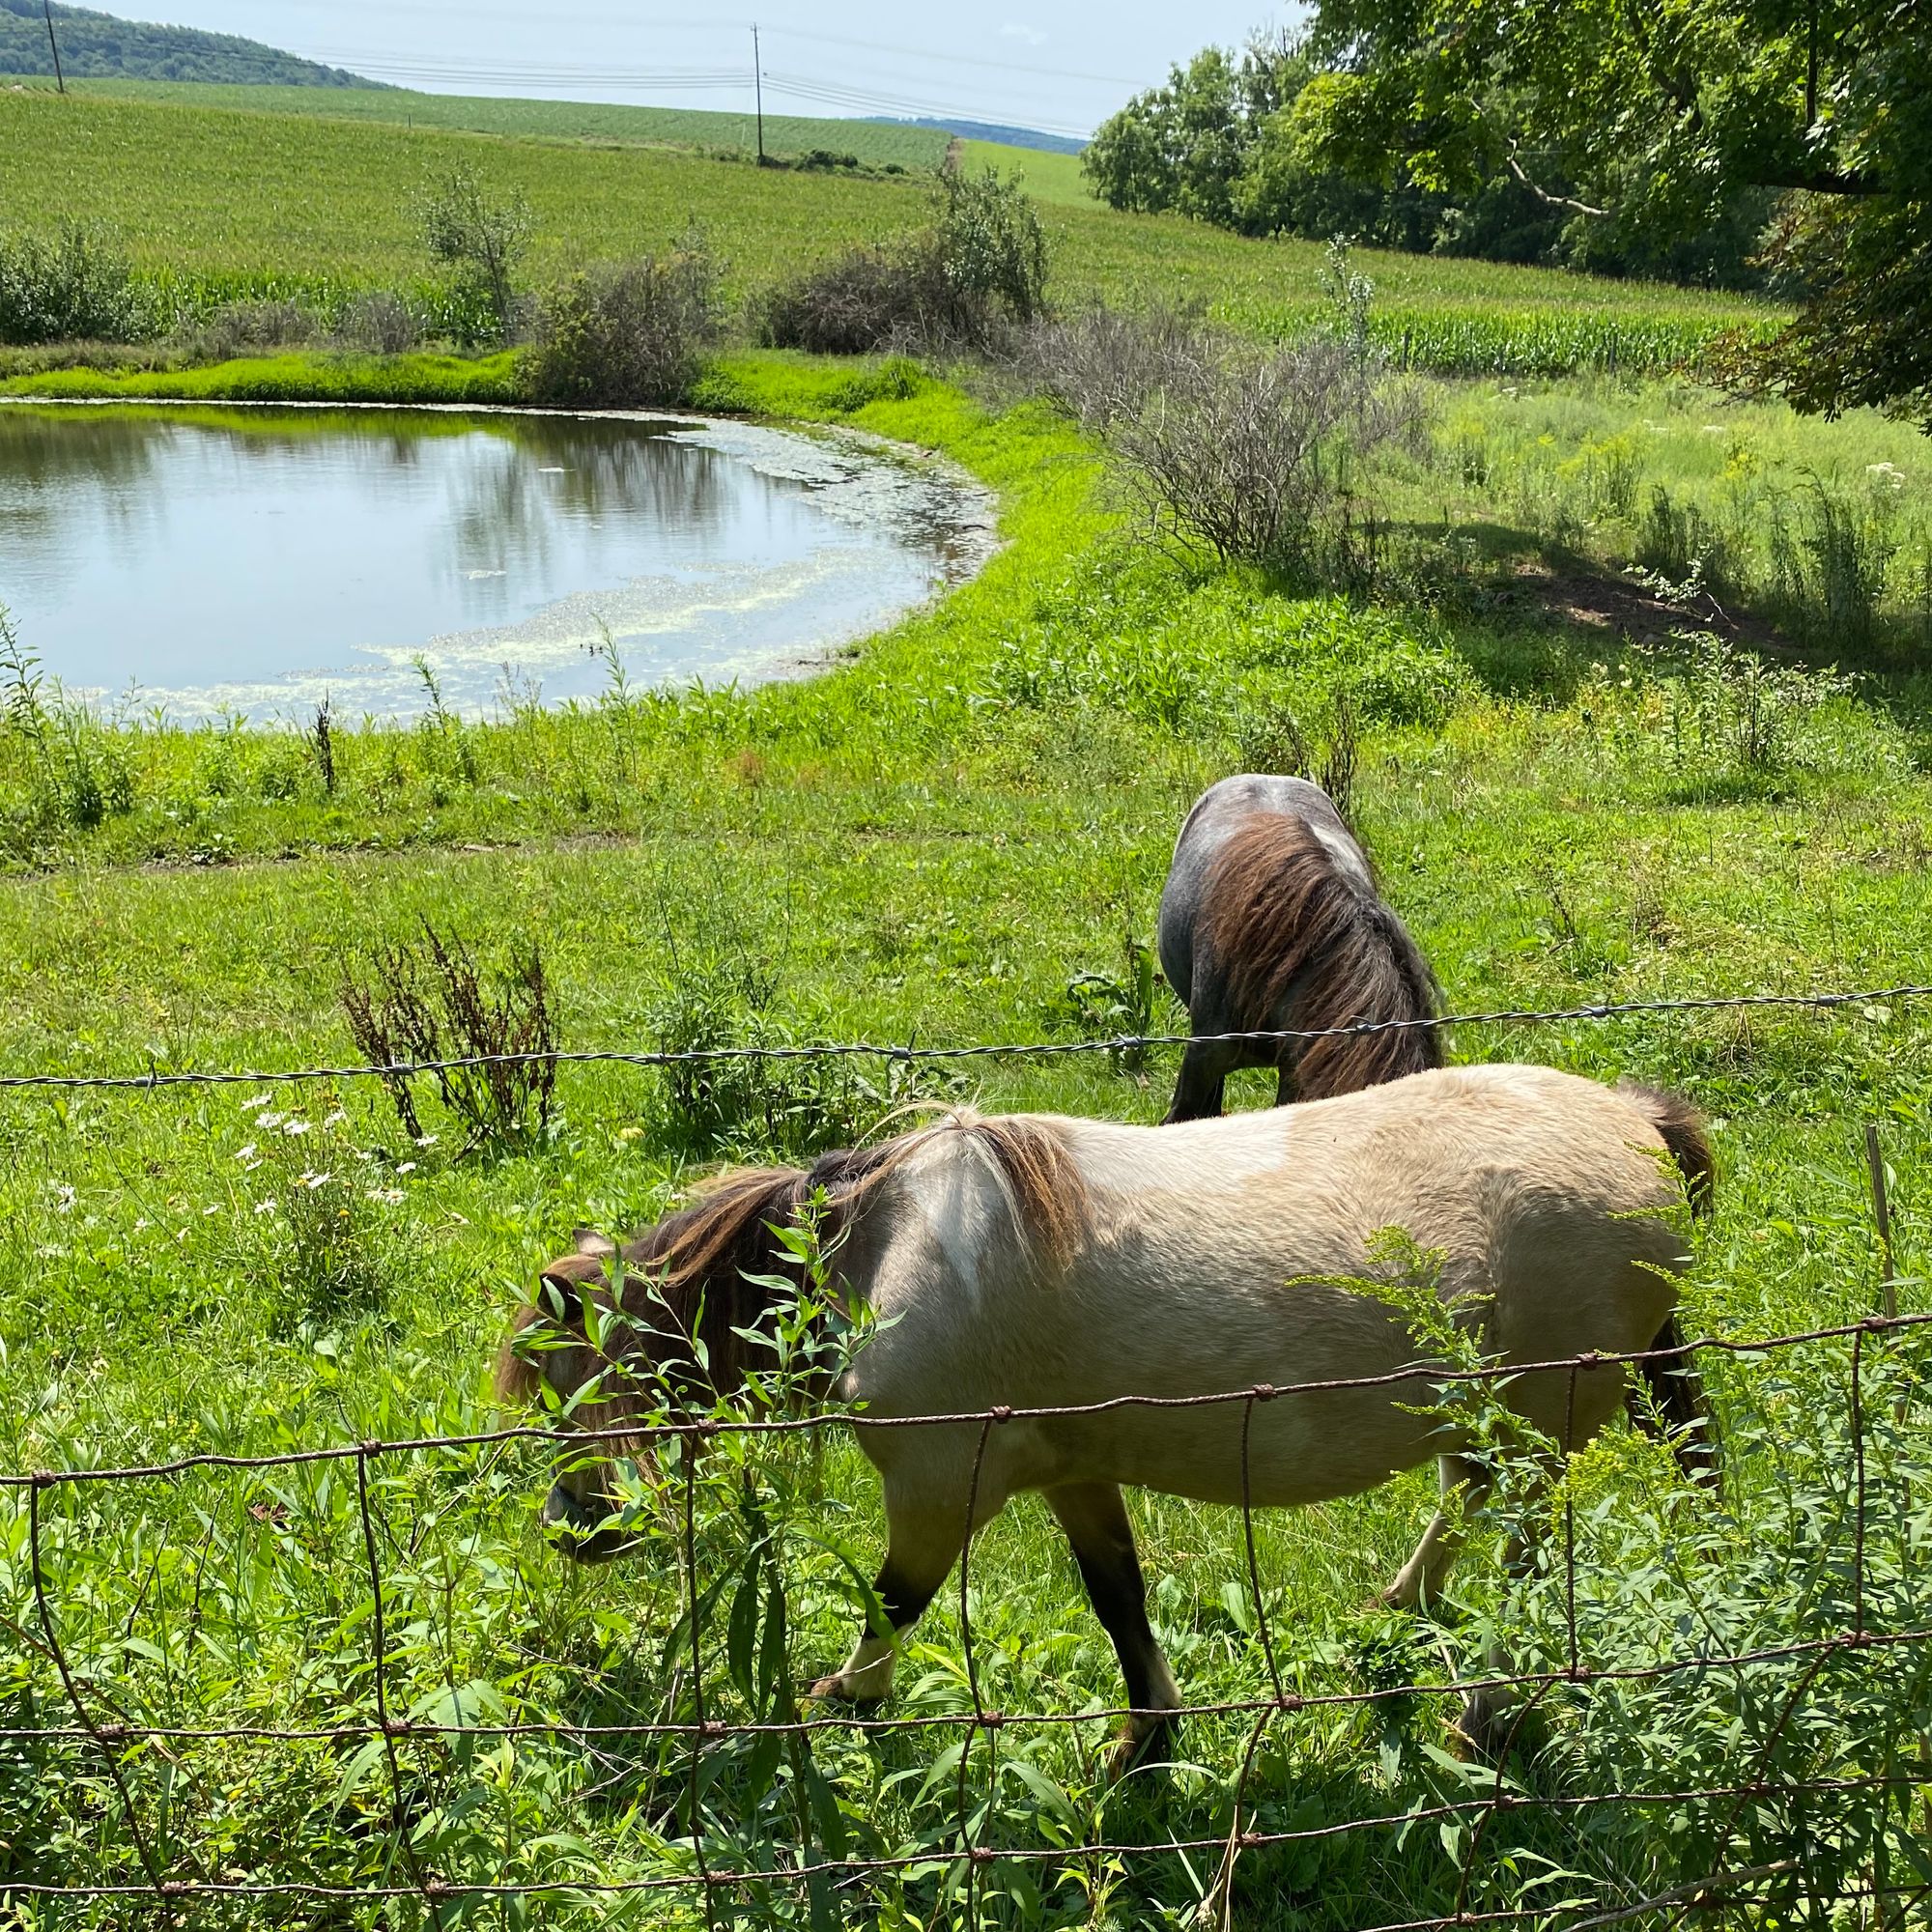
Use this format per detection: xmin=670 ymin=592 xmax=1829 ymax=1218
xmin=498 ymin=1114 xmax=1086 ymax=1561
xmin=497 ymin=1162 xmax=849 ymax=1560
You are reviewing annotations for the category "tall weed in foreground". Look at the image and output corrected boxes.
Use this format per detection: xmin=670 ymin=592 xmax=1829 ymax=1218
xmin=0 ymin=602 xmax=133 ymax=842
xmin=340 ymin=920 xmax=558 ymax=1150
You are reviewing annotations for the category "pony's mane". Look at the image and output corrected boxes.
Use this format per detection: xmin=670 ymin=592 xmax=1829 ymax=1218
xmin=500 ymin=1112 xmax=1085 ymax=1405
xmin=1204 ymin=813 xmax=1440 ymax=1098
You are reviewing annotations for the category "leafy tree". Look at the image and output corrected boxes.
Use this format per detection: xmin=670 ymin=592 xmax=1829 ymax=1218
xmin=416 ymin=165 xmax=532 ymax=344
xmin=1295 ymin=0 xmax=1932 ymax=420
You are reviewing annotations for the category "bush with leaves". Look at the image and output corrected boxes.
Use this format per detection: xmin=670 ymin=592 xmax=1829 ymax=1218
xmin=760 ymin=167 xmax=1049 ymax=356
xmin=416 ymin=165 xmax=532 ymax=345
xmin=0 ymin=221 xmax=152 ymax=346
xmin=526 ymin=242 xmax=722 ymax=407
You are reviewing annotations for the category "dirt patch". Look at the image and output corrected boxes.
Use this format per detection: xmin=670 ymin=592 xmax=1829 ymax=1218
xmin=1509 ymin=560 xmax=1796 ymax=655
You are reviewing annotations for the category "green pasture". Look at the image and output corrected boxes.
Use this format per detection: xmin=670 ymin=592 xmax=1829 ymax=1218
xmin=0 ymin=352 xmax=1929 ymax=1919
xmin=0 ymin=88 xmax=1776 ymax=377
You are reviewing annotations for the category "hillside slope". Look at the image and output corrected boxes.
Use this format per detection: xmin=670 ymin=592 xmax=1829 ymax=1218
xmin=0 ymin=89 xmax=1768 ymax=353
xmin=0 ymin=0 xmax=370 ymax=84
xmin=33 ymin=75 xmax=950 ymax=165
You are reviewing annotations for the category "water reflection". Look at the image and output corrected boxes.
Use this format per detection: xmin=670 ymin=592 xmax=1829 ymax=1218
xmin=0 ymin=404 xmax=993 ymax=721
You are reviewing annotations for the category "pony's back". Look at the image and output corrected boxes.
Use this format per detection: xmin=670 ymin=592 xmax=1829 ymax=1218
xmin=1157 ymin=775 xmax=1439 ymax=1115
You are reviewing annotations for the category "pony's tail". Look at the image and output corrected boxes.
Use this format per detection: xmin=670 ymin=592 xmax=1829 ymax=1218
xmin=1617 ymin=1082 xmax=1719 ymax=1490
xmin=1620 ymin=1081 xmax=1715 ymax=1218
xmin=1627 ymin=1315 xmax=1721 ymax=1493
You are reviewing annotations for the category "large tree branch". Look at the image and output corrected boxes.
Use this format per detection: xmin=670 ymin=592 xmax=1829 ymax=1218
xmin=1504 ymin=150 xmax=1612 ymax=217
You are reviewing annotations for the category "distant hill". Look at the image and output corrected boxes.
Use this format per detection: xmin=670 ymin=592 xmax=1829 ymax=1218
xmin=0 ymin=0 xmax=375 ymax=86
xmin=872 ymin=116 xmax=1084 ymax=156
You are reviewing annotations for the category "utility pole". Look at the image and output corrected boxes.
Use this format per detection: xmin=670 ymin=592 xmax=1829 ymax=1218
xmin=43 ymin=0 xmax=66 ymax=94
xmin=752 ymin=23 xmax=765 ymax=164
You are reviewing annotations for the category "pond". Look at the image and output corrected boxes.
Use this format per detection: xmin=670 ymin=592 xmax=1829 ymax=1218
xmin=0 ymin=402 xmax=996 ymax=723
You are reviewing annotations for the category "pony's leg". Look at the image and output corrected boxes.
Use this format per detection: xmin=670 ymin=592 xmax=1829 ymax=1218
xmin=1383 ymin=1454 xmax=1489 ymax=1609
xmin=810 ymin=1474 xmax=1006 ymax=1704
xmin=1044 ymin=1481 xmax=1182 ymax=1770
xmin=1164 ymin=1041 xmax=1230 ymax=1123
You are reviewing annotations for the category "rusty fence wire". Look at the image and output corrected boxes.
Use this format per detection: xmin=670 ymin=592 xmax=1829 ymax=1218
xmin=8 ymin=1313 xmax=1932 ymax=1927
xmin=3 ymin=978 xmax=1929 ymax=1924
xmin=0 ymin=979 xmax=1922 ymax=1094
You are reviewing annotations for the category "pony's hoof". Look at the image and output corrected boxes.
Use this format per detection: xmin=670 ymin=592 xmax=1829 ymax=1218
xmin=807 ymin=1673 xmax=885 ymax=1706
xmin=1105 ymin=1720 xmax=1178 ymax=1781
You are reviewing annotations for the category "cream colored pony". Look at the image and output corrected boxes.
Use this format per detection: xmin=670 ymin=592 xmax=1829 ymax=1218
xmin=499 ymin=1065 xmax=1714 ymax=1763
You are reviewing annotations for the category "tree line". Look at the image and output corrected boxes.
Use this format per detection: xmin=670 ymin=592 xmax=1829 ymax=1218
xmin=1083 ymin=1 xmax=1929 ymax=425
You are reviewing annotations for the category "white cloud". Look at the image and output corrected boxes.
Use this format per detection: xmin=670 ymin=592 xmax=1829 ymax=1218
xmin=1000 ymin=22 xmax=1048 ymax=45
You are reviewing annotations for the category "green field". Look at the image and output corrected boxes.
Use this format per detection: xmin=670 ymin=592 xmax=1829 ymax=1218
xmin=0 ymin=88 xmax=1773 ymax=371
xmin=0 ymin=69 xmax=1927 ymax=1929
xmin=10 ymin=72 xmax=952 ymax=167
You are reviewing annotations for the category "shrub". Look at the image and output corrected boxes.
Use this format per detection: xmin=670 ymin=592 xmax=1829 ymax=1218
xmin=186 ymin=298 xmax=319 ymax=361
xmin=759 ymin=168 xmax=1050 ymax=355
xmin=340 ymin=922 xmax=558 ymax=1151
xmin=1027 ymin=305 xmax=1429 ymax=576
xmin=333 ymin=288 xmax=425 ymax=355
xmin=0 ymin=222 xmax=151 ymax=346
xmin=525 ymin=245 xmax=721 ymax=407
xmin=930 ymin=167 xmax=1049 ymax=327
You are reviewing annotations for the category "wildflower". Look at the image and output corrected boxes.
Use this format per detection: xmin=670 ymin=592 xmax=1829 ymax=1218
xmin=254 ymin=1199 xmax=278 ymax=1215
xmin=616 ymin=1124 xmax=643 ymax=1143
xmin=325 ymin=1110 xmax=349 ymax=1128
xmin=397 ymin=1161 xmax=417 ymax=1176
xmin=241 ymin=1093 xmax=272 ymax=1112
xmin=258 ymin=1112 xmax=286 ymax=1131
xmin=413 ymin=1133 xmax=439 ymax=1149
xmin=302 ymin=1172 xmax=332 ymax=1191
xmin=235 ymin=1143 xmax=257 ymax=1163
xmin=51 ymin=1183 xmax=76 ymax=1214
xmin=367 ymin=1186 xmax=406 ymax=1207
xmin=203 ymin=1205 xmax=219 ymax=1216
xmin=282 ymin=1119 xmax=310 ymax=1138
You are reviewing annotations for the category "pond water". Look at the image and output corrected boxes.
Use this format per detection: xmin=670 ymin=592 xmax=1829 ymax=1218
xmin=0 ymin=403 xmax=995 ymax=722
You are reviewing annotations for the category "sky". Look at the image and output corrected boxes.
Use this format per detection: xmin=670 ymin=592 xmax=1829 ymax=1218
xmin=145 ymin=0 xmax=1298 ymax=139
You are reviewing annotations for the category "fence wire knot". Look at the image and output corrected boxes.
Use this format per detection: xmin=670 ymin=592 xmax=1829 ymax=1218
xmin=1252 ymin=1381 xmax=1278 ymax=1401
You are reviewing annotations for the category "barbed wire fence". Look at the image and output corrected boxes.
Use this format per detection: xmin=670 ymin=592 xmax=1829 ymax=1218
xmin=4 ymin=980 xmax=1931 ymax=1925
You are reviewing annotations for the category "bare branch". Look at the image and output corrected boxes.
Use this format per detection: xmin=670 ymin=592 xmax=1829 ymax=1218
xmin=1504 ymin=149 xmax=1612 ymax=217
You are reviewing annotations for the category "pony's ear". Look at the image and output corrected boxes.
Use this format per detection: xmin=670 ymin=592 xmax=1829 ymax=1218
xmin=574 ymin=1228 xmax=617 ymax=1258
xmin=538 ymin=1270 xmax=584 ymax=1322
